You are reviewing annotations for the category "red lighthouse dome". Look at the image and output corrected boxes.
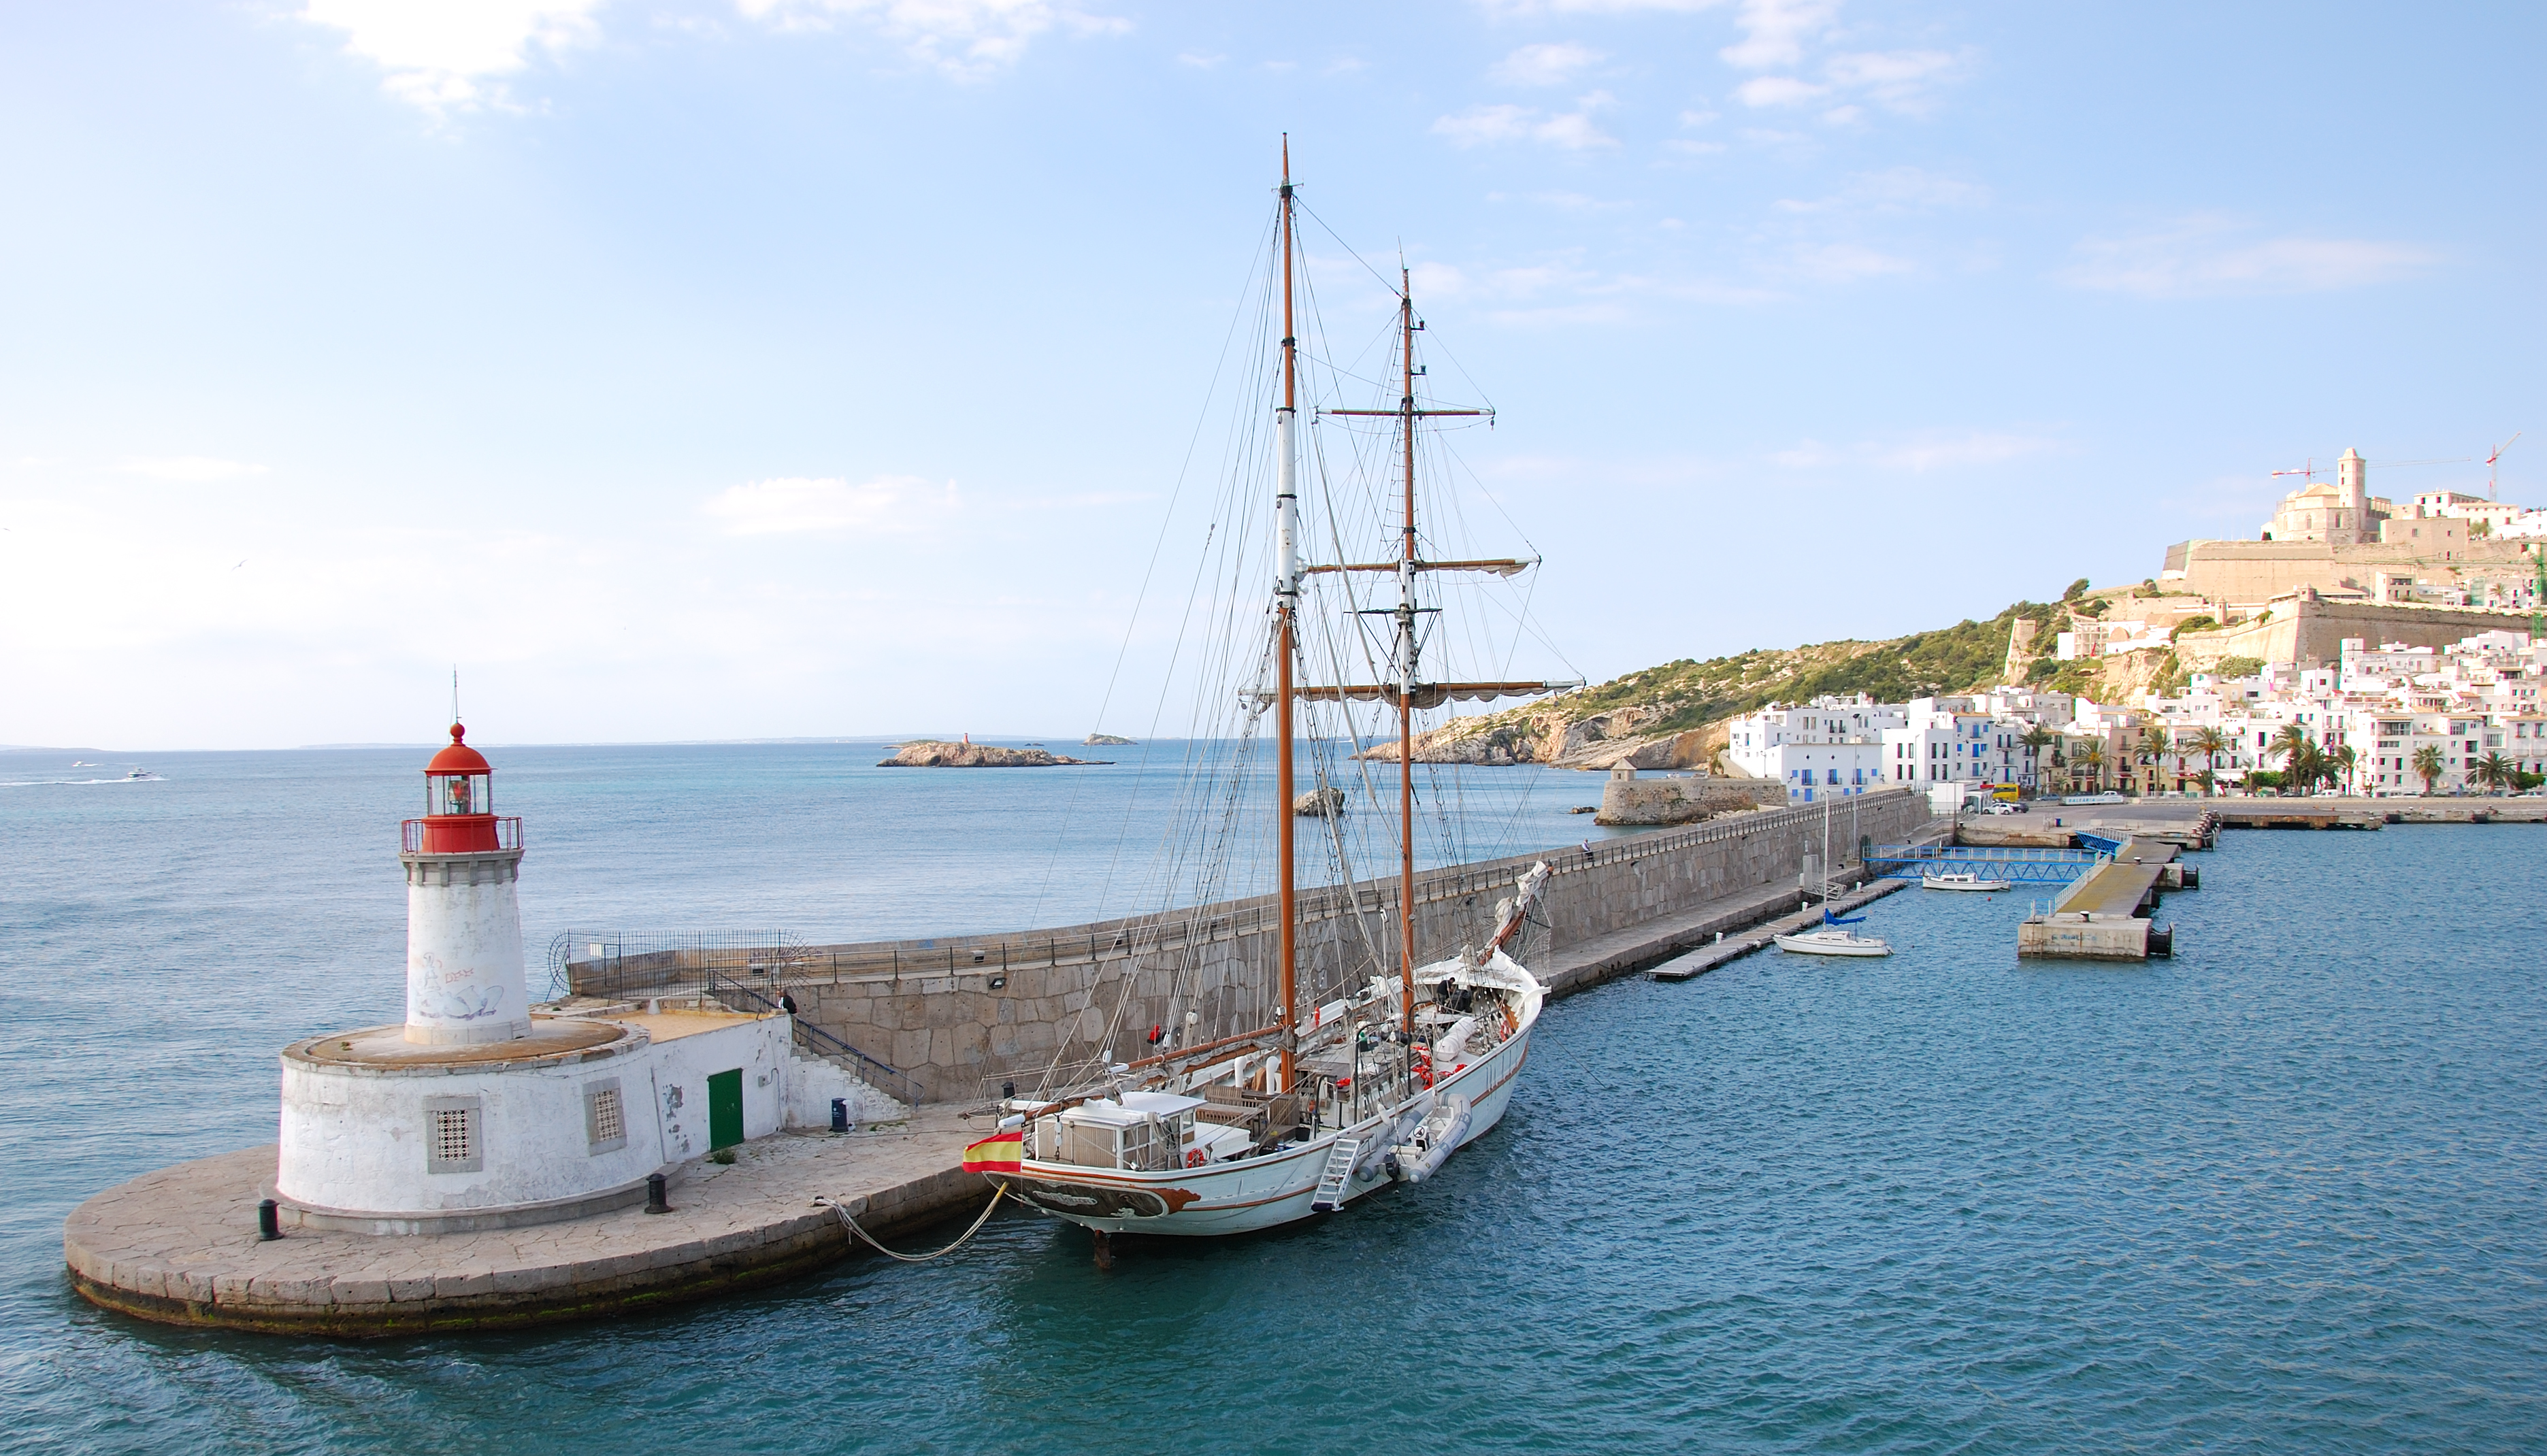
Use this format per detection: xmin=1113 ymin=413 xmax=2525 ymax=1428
xmin=409 ymin=723 xmax=518 ymax=854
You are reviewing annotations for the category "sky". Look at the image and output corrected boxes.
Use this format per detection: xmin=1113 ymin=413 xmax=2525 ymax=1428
xmin=2 ymin=1 xmax=2540 ymax=750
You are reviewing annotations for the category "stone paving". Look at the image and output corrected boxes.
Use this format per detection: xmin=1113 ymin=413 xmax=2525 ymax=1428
xmin=65 ymin=1108 xmax=990 ymax=1337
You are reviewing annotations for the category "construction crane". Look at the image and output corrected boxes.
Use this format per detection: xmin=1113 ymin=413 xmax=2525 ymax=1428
xmin=2489 ymin=432 xmax=2522 ymax=501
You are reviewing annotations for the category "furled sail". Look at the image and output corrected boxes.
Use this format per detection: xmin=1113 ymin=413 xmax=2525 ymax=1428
xmin=1264 ymin=680 xmax=1583 ymax=710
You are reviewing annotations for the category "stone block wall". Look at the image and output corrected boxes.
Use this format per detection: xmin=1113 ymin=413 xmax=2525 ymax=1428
xmin=597 ymin=790 xmax=1932 ymax=1103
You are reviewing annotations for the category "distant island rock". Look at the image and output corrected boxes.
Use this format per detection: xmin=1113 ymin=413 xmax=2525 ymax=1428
xmin=1293 ymin=785 xmax=1347 ymax=817
xmin=878 ymin=741 xmax=1108 ymax=768
xmin=1084 ymin=733 xmax=1136 ymax=746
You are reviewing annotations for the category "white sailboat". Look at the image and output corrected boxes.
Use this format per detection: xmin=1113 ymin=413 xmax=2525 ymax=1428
xmin=963 ymin=144 xmax=1576 ymax=1240
xmin=1775 ymin=795 xmax=1892 ymax=957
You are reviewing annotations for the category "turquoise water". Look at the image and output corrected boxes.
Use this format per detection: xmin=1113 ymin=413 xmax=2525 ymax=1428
xmin=5 ymin=748 xmax=2545 ymax=1452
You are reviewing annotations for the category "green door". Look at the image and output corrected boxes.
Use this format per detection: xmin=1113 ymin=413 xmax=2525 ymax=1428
xmin=708 ymin=1069 xmax=744 ymax=1151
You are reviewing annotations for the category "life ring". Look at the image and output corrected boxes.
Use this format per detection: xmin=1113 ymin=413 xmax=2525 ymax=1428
xmin=1185 ymin=1147 xmax=1206 ymax=1168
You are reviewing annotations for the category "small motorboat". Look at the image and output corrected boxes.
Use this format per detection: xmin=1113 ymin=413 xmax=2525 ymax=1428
xmin=1922 ymin=872 xmax=2010 ymax=892
xmin=1774 ymin=907 xmax=1892 ymax=957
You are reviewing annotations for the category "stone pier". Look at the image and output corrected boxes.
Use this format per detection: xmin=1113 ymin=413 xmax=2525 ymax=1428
xmin=569 ymin=790 xmax=1936 ymax=1102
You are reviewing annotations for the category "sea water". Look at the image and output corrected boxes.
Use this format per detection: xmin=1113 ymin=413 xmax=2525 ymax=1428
xmin=3 ymin=746 xmax=2544 ymax=1453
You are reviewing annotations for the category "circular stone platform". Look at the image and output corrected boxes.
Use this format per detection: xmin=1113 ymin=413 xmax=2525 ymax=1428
xmin=64 ymin=1112 xmax=985 ymax=1338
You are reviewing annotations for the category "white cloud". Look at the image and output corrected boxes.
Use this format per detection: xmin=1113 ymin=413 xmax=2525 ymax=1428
xmin=1720 ymin=0 xmax=1837 ymax=69
xmin=1776 ymin=165 xmax=1990 ymax=213
xmin=1409 ymin=261 xmax=1470 ymax=299
xmin=120 ymin=457 xmax=270 ymax=483
xmin=297 ymin=0 xmax=604 ymax=113
xmin=1678 ymin=107 xmax=1720 ymax=126
xmin=734 ymin=0 xmax=1130 ymax=81
xmin=2058 ymin=218 xmax=2438 ymax=298
xmin=1785 ymin=243 xmax=1913 ymax=282
xmin=1733 ymin=75 xmax=1826 ymax=107
xmin=1664 ymin=138 xmax=1727 ymax=155
xmin=1490 ymin=42 xmax=1603 ymax=86
xmin=1432 ymin=91 xmax=1618 ymax=149
xmin=1774 ymin=431 xmax=2062 ymax=471
xmin=1175 ymin=50 xmax=1223 ymax=68
xmin=700 ymin=475 xmax=958 ymax=535
xmin=1473 ymin=0 xmax=1720 ymax=13
xmin=1824 ymin=48 xmax=1960 ymax=112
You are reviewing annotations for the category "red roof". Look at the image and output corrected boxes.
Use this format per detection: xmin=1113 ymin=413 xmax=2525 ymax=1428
xmin=426 ymin=723 xmax=492 ymax=775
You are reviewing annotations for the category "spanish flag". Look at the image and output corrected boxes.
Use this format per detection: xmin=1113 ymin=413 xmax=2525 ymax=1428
xmin=963 ymin=1128 xmax=1023 ymax=1174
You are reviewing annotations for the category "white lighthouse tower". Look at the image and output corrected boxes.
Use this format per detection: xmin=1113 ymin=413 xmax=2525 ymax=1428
xmin=403 ymin=723 xmax=532 ymax=1044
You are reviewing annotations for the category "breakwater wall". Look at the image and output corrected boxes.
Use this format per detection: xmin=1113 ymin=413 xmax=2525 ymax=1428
xmin=566 ymin=789 xmax=1932 ymax=1102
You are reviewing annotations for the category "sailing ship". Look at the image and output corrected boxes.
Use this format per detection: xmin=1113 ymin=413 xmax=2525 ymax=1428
xmin=1774 ymin=796 xmax=1892 ymax=957
xmin=961 ymin=145 xmax=1577 ymax=1238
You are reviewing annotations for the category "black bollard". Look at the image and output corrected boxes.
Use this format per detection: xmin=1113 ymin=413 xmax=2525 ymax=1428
xmin=1002 ymin=1080 xmax=1015 ymax=1101
xmin=829 ymin=1097 xmax=849 ymax=1134
xmin=1091 ymin=1229 xmax=1114 ymax=1271
xmin=257 ymin=1199 xmax=281 ymax=1242
xmin=644 ymin=1173 xmax=670 ymax=1214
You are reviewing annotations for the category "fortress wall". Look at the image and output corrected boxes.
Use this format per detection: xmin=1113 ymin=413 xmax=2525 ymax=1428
xmin=2175 ymin=595 xmax=2537 ymax=670
xmin=581 ymin=789 xmax=1930 ymax=1102
xmin=2169 ymin=537 xmax=2532 ymax=606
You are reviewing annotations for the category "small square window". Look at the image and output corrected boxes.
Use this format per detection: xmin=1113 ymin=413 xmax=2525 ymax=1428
xmin=425 ymin=1095 xmax=482 ymax=1174
xmin=586 ymin=1078 xmax=629 ymax=1155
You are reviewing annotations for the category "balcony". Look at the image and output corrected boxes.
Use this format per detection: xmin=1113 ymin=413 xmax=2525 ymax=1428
xmin=403 ymin=816 xmax=524 ymax=854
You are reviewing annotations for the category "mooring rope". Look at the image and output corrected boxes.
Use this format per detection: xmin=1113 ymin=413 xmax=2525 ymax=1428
xmin=812 ymin=1185 xmax=1008 ymax=1263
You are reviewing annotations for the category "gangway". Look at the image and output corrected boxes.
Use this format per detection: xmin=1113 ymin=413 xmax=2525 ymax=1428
xmin=1867 ymin=844 xmax=2105 ymax=884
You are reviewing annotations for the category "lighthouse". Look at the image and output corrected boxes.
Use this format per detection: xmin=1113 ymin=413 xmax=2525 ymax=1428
xmin=403 ymin=723 xmax=531 ymax=1044
xmin=267 ymin=717 xmax=885 ymax=1232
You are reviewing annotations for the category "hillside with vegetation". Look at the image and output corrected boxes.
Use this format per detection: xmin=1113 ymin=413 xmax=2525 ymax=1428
xmin=1377 ymin=581 xmax=2133 ymax=770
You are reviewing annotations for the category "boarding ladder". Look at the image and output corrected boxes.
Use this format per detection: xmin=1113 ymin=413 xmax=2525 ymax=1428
xmin=1311 ymin=1136 xmax=1364 ymax=1213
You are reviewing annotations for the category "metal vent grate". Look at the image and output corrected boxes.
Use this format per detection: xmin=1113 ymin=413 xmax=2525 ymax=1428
xmin=592 ymin=1087 xmax=623 ymax=1144
xmin=432 ymin=1108 xmax=471 ymax=1162
xmin=424 ymin=1095 xmax=483 ymax=1173
xmin=584 ymin=1078 xmax=629 ymax=1155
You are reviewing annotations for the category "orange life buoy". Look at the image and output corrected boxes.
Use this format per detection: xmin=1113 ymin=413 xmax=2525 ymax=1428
xmin=1185 ymin=1147 xmax=1206 ymax=1168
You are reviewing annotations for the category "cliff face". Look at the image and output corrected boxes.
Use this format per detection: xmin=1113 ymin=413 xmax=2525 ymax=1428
xmin=878 ymin=742 xmax=1106 ymax=767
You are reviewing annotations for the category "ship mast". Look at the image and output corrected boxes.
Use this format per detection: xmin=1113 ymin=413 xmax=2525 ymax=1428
xmin=1274 ymin=139 xmax=1302 ymax=1093
xmin=1394 ymin=269 xmax=1419 ymax=1036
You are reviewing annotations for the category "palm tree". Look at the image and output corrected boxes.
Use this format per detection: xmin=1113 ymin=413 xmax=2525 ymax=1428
xmin=2331 ymin=744 xmax=2359 ymax=795
xmin=2195 ymin=767 xmax=2218 ymax=796
xmin=2080 ymin=743 xmax=2105 ymax=792
xmin=2020 ymin=725 xmax=2055 ymax=791
xmin=2292 ymin=738 xmax=2333 ymax=794
xmin=2476 ymin=751 xmax=2513 ymax=795
xmin=2271 ymin=723 xmax=2313 ymax=785
xmin=2412 ymin=744 xmax=2446 ymax=795
xmin=2192 ymin=726 xmax=2228 ymax=793
xmin=2136 ymin=725 xmax=2171 ymax=796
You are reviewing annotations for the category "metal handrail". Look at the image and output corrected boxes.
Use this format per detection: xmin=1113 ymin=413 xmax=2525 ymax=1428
xmin=401 ymin=816 xmax=523 ymax=853
xmin=706 ymin=970 xmax=927 ymax=1108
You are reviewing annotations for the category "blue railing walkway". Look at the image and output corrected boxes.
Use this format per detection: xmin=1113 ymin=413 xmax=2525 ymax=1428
xmin=1866 ymin=844 xmax=2105 ymax=884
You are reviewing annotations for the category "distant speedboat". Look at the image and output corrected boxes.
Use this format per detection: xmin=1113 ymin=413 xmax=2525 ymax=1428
xmin=1922 ymin=872 xmax=2010 ymax=893
xmin=122 ymin=767 xmax=153 ymax=781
